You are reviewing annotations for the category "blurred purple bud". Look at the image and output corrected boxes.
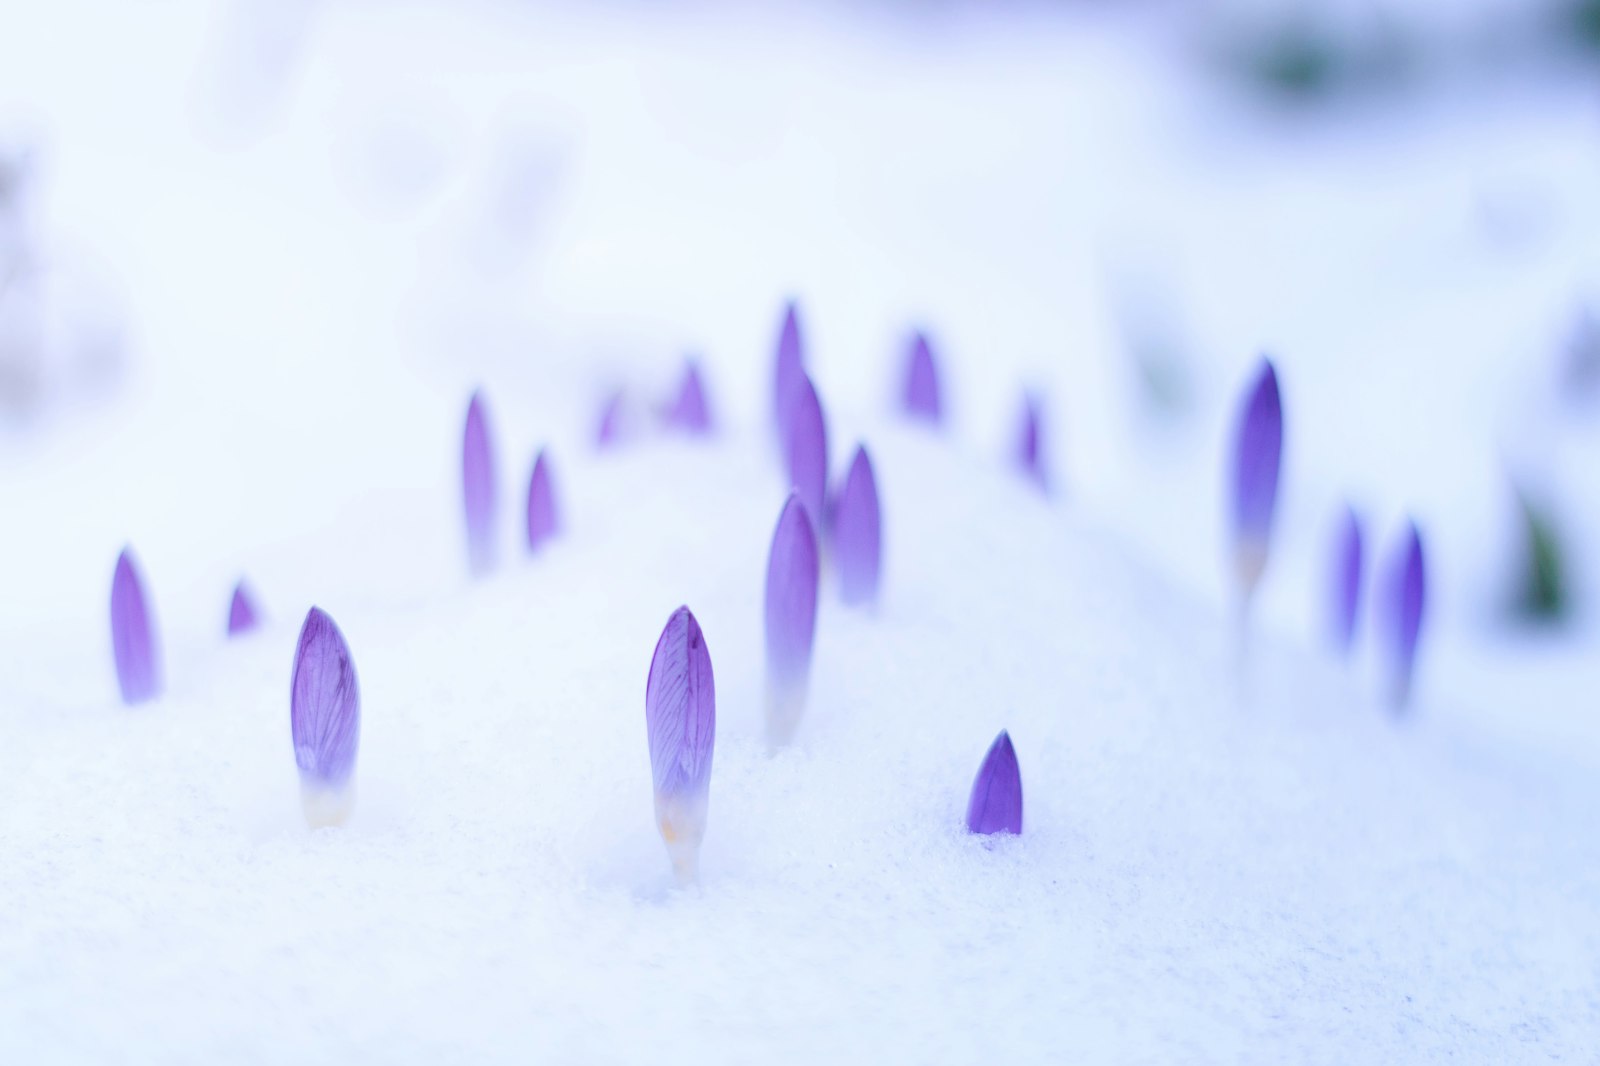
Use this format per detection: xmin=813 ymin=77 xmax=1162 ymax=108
xmin=764 ymin=493 xmax=819 ymax=747
xmin=110 ymin=547 xmax=161 ymax=705
xmin=902 ymin=331 xmax=943 ymax=423
xmin=783 ymin=373 xmax=828 ymax=528
xmin=227 ymin=579 xmax=262 ymax=637
xmin=1015 ymin=392 xmax=1048 ymax=493
xmin=966 ymin=730 xmax=1022 ymax=835
xmin=1385 ymin=521 xmax=1426 ymax=710
xmin=666 ymin=358 xmax=712 ymax=434
xmin=291 ymin=607 xmax=360 ymax=825
xmin=774 ymin=300 xmax=804 ymax=443
xmin=1329 ymin=505 xmax=1363 ymax=655
xmin=646 ymin=605 xmax=716 ymax=882
xmin=834 ymin=444 xmax=882 ymax=607
xmin=596 ymin=390 xmax=624 ymax=449
xmin=1229 ymin=358 xmax=1282 ymax=600
xmin=462 ymin=390 xmax=498 ymax=577
xmin=525 ymin=447 xmax=560 ymax=552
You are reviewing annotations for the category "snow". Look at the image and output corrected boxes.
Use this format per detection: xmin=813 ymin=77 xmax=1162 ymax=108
xmin=1 ymin=1 xmax=1597 ymax=1061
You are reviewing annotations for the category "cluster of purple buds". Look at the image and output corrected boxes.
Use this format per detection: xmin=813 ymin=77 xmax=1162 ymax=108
xmin=290 ymin=607 xmax=361 ymax=827
xmin=645 ymin=605 xmax=716 ymax=883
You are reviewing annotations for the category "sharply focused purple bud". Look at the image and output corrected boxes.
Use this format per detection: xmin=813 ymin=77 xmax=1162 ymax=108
xmin=110 ymin=547 xmax=161 ymax=705
xmin=1383 ymin=521 xmax=1426 ymax=710
xmin=966 ymin=730 xmax=1022 ymax=835
xmin=645 ymin=605 xmax=716 ymax=883
xmin=462 ymin=390 xmax=498 ymax=577
xmin=1229 ymin=358 xmax=1283 ymax=602
xmin=525 ymin=447 xmax=560 ymax=552
xmin=902 ymin=331 xmax=943 ymax=423
xmin=290 ymin=607 xmax=361 ymax=827
xmin=773 ymin=300 xmax=804 ymax=443
xmin=1015 ymin=391 xmax=1048 ymax=493
xmin=783 ymin=373 xmax=829 ymax=528
xmin=596 ymin=390 xmax=624 ymax=449
xmin=833 ymin=444 xmax=881 ymax=607
xmin=764 ymin=493 xmax=819 ymax=747
xmin=665 ymin=358 xmax=712 ymax=434
xmin=1329 ymin=505 xmax=1363 ymax=655
xmin=227 ymin=579 xmax=262 ymax=637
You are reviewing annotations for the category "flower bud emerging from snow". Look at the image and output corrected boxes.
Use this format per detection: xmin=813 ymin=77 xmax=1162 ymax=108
xmin=833 ymin=444 xmax=881 ymax=607
xmin=526 ymin=447 xmax=559 ymax=552
xmin=1229 ymin=357 xmax=1282 ymax=604
xmin=1324 ymin=505 xmax=1362 ymax=655
xmin=966 ymin=730 xmax=1022 ymax=835
xmin=462 ymin=389 xmax=498 ymax=577
xmin=902 ymin=331 xmax=943 ymax=423
xmin=1384 ymin=521 xmax=1426 ymax=711
xmin=110 ymin=547 xmax=161 ymax=705
xmin=646 ymin=605 xmax=715 ymax=885
xmin=290 ymin=607 xmax=361 ymax=827
xmin=1015 ymin=391 xmax=1048 ymax=493
xmin=773 ymin=300 xmax=804 ymax=444
xmin=228 ymin=579 xmax=261 ymax=637
xmin=764 ymin=493 xmax=820 ymax=747
xmin=783 ymin=373 xmax=828 ymax=529
xmin=665 ymin=358 xmax=712 ymax=434
xmin=596 ymin=390 xmax=624 ymax=449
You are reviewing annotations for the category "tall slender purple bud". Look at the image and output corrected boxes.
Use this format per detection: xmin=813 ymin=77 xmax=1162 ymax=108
xmin=110 ymin=547 xmax=161 ymax=705
xmin=666 ymin=358 xmax=712 ymax=434
xmin=1229 ymin=358 xmax=1282 ymax=603
xmin=228 ymin=579 xmax=262 ymax=637
xmin=526 ymin=447 xmax=560 ymax=552
xmin=1329 ymin=505 xmax=1363 ymax=655
xmin=833 ymin=444 xmax=881 ymax=607
xmin=784 ymin=373 xmax=829 ymax=528
xmin=1384 ymin=521 xmax=1426 ymax=710
xmin=902 ymin=331 xmax=943 ymax=423
xmin=645 ymin=605 xmax=716 ymax=884
xmin=1015 ymin=391 xmax=1048 ymax=493
xmin=596 ymin=390 xmax=624 ymax=449
xmin=290 ymin=607 xmax=361 ymax=827
xmin=773 ymin=300 xmax=804 ymax=444
xmin=764 ymin=493 xmax=819 ymax=747
xmin=462 ymin=389 xmax=498 ymax=577
xmin=966 ymin=731 xmax=1022 ymax=835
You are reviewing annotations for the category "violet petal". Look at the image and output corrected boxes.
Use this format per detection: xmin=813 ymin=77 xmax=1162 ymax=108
xmin=526 ymin=447 xmax=560 ymax=552
xmin=1229 ymin=357 xmax=1282 ymax=601
xmin=666 ymin=358 xmax=712 ymax=434
xmin=645 ymin=605 xmax=716 ymax=882
xmin=290 ymin=607 xmax=361 ymax=823
xmin=774 ymin=300 xmax=804 ymax=443
xmin=1015 ymin=391 xmax=1048 ymax=492
xmin=227 ymin=579 xmax=262 ymax=637
xmin=783 ymin=373 xmax=829 ymax=529
xmin=833 ymin=444 xmax=882 ymax=607
xmin=764 ymin=493 xmax=820 ymax=747
xmin=902 ymin=331 xmax=943 ymax=423
xmin=1329 ymin=505 xmax=1363 ymax=655
xmin=596 ymin=390 xmax=624 ymax=449
xmin=966 ymin=730 xmax=1023 ymax=835
xmin=462 ymin=389 xmax=498 ymax=577
xmin=1386 ymin=521 xmax=1427 ymax=710
xmin=110 ymin=547 xmax=161 ymax=705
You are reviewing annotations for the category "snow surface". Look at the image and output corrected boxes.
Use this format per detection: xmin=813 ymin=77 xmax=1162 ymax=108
xmin=1 ymin=1 xmax=1597 ymax=1061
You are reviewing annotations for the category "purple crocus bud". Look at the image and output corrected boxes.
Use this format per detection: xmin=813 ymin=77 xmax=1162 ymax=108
xmin=1384 ymin=521 xmax=1426 ymax=710
xmin=462 ymin=389 xmax=498 ymax=577
xmin=665 ymin=358 xmax=712 ymax=434
xmin=902 ymin=331 xmax=943 ymax=423
xmin=645 ymin=605 xmax=716 ymax=884
xmin=525 ymin=447 xmax=560 ymax=552
xmin=1229 ymin=358 xmax=1282 ymax=603
xmin=966 ymin=730 xmax=1022 ymax=835
xmin=227 ymin=579 xmax=261 ymax=637
xmin=1015 ymin=392 xmax=1048 ymax=493
xmin=110 ymin=547 xmax=161 ymax=705
xmin=764 ymin=493 xmax=819 ymax=747
xmin=596 ymin=390 xmax=624 ymax=449
xmin=783 ymin=373 xmax=828 ymax=528
xmin=290 ymin=607 xmax=361 ymax=827
xmin=833 ymin=444 xmax=881 ymax=607
xmin=773 ymin=300 xmax=804 ymax=443
xmin=1329 ymin=505 xmax=1363 ymax=655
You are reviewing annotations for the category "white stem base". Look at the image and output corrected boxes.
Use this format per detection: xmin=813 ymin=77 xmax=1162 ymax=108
xmin=301 ymin=781 xmax=355 ymax=828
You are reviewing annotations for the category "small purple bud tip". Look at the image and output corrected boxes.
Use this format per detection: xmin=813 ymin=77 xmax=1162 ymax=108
xmin=1229 ymin=357 xmax=1283 ymax=602
xmin=525 ymin=447 xmax=560 ymax=552
xmin=1385 ymin=521 xmax=1427 ymax=710
xmin=596 ymin=390 xmax=624 ymax=449
xmin=902 ymin=331 xmax=943 ymax=423
xmin=1015 ymin=392 xmax=1048 ymax=493
xmin=110 ymin=547 xmax=161 ymax=705
xmin=833 ymin=444 xmax=882 ymax=607
xmin=290 ymin=607 xmax=361 ymax=826
xmin=462 ymin=389 xmax=498 ymax=578
xmin=227 ymin=579 xmax=262 ymax=637
xmin=783 ymin=373 xmax=829 ymax=529
xmin=646 ymin=605 xmax=716 ymax=883
xmin=1329 ymin=505 xmax=1363 ymax=655
xmin=774 ymin=300 xmax=804 ymax=443
xmin=966 ymin=730 xmax=1023 ymax=835
xmin=764 ymin=493 xmax=820 ymax=747
xmin=666 ymin=358 xmax=712 ymax=434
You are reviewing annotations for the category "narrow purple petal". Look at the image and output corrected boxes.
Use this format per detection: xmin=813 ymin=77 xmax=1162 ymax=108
xmin=290 ymin=607 xmax=361 ymax=803
xmin=646 ymin=606 xmax=716 ymax=883
xmin=110 ymin=547 xmax=161 ymax=705
xmin=596 ymin=390 xmax=624 ymax=449
xmin=1385 ymin=521 xmax=1427 ymax=710
xmin=462 ymin=390 xmax=498 ymax=577
xmin=902 ymin=331 xmax=943 ymax=423
xmin=764 ymin=493 xmax=819 ymax=746
xmin=783 ymin=373 xmax=828 ymax=528
xmin=1329 ymin=505 xmax=1363 ymax=655
xmin=773 ymin=300 xmax=804 ymax=443
xmin=966 ymin=730 xmax=1023 ymax=835
xmin=834 ymin=444 xmax=881 ymax=607
xmin=525 ymin=447 xmax=560 ymax=552
xmin=1015 ymin=392 xmax=1048 ymax=492
xmin=1230 ymin=357 xmax=1282 ymax=600
xmin=666 ymin=358 xmax=712 ymax=434
xmin=227 ymin=579 xmax=261 ymax=637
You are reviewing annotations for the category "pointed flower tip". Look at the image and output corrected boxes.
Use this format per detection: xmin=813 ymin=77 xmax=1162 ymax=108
xmin=1230 ymin=356 xmax=1284 ymax=597
xmin=596 ymin=390 xmax=624 ymax=449
xmin=967 ymin=730 xmax=1023 ymax=835
xmin=783 ymin=373 xmax=829 ymax=527
xmin=526 ymin=448 xmax=560 ymax=552
xmin=646 ymin=605 xmax=716 ymax=881
xmin=111 ymin=547 xmax=161 ymax=705
xmin=1387 ymin=520 xmax=1426 ymax=709
xmin=291 ymin=607 xmax=360 ymax=809
xmin=834 ymin=444 xmax=882 ymax=607
xmin=462 ymin=389 xmax=498 ymax=577
xmin=774 ymin=302 xmax=805 ymax=437
xmin=764 ymin=494 xmax=819 ymax=746
xmin=666 ymin=359 xmax=712 ymax=434
xmin=1016 ymin=392 xmax=1047 ymax=492
xmin=228 ymin=579 xmax=261 ymax=637
xmin=902 ymin=331 xmax=943 ymax=423
xmin=1330 ymin=506 xmax=1363 ymax=654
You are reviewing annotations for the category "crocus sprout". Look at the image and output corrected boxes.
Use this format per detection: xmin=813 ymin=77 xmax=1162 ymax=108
xmin=1384 ymin=520 xmax=1426 ymax=711
xmin=526 ymin=447 xmax=560 ymax=553
xmin=290 ymin=607 xmax=361 ymax=828
xmin=1228 ymin=357 xmax=1282 ymax=607
xmin=596 ymin=390 xmax=624 ymax=449
xmin=1329 ymin=505 xmax=1363 ymax=655
xmin=773 ymin=300 xmax=804 ymax=445
xmin=462 ymin=389 xmax=498 ymax=577
xmin=833 ymin=444 xmax=882 ymax=607
xmin=1015 ymin=391 xmax=1048 ymax=493
xmin=645 ymin=605 xmax=716 ymax=885
xmin=764 ymin=493 xmax=820 ymax=748
xmin=665 ymin=358 xmax=712 ymax=434
xmin=110 ymin=547 xmax=162 ymax=705
xmin=902 ymin=331 xmax=943 ymax=424
xmin=783 ymin=373 xmax=829 ymax=530
xmin=966 ymin=731 xmax=1022 ymax=835
xmin=227 ymin=579 xmax=262 ymax=637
